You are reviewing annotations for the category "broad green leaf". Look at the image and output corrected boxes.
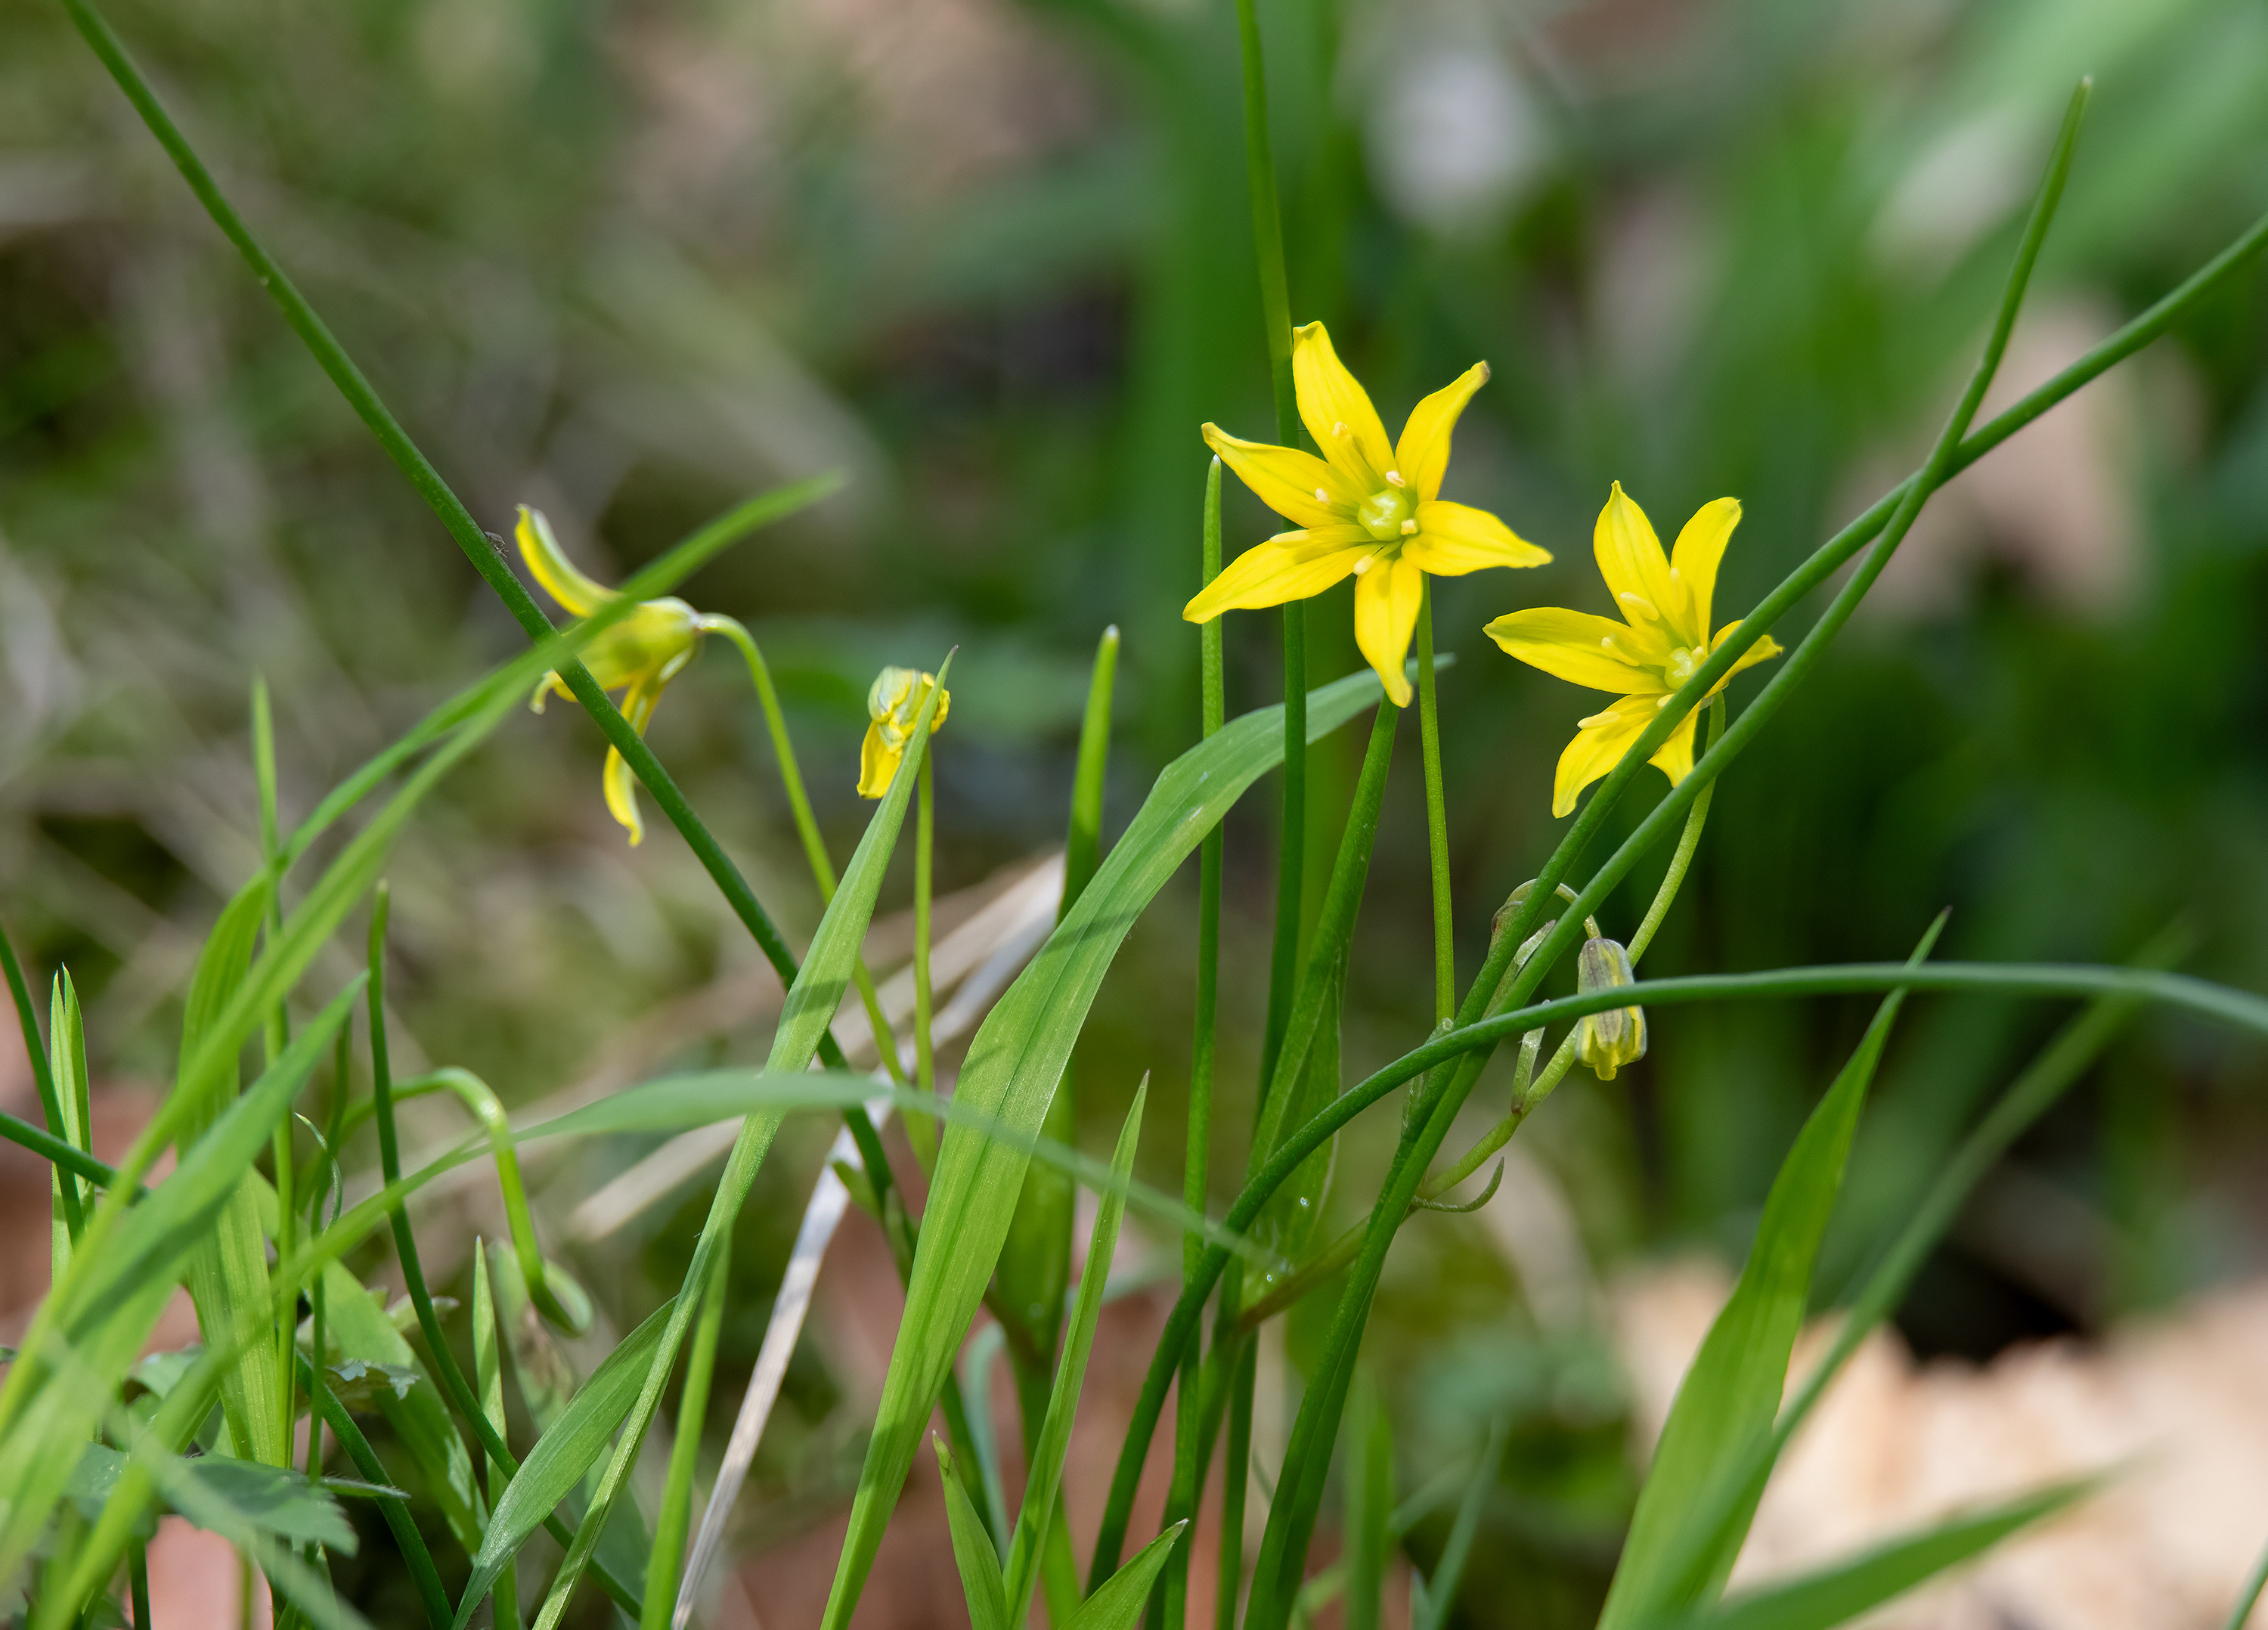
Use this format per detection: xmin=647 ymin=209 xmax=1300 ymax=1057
xmin=524 ymin=656 xmax=948 ymax=1630
xmin=1064 ymin=1521 xmax=1188 ymax=1630
xmin=1666 ymin=1480 xmax=2094 ymax=1630
xmin=65 ymin=1445 xmax=358 ymax=1553
xmin=318 ymin=1263 xmax=481 ymax=1551
xmin=819 ymin=667 xmax=1386 ymax=1630
xmin=935 ymin=1437 xmax=1010 ymax=1630
xmin=454 ymin=1296 xmax=678 ymax=1628
xmin=0 ymin=980 xmax=358 ymax=1584
xmin=1597 ymin=920 xmax=1944 ymax=1630
xmin=1002 ymin=1083 xmax=1146 ymax=1623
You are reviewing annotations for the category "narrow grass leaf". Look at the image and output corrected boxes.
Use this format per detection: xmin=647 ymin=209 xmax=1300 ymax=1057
xmin=1665 ymin=1479 xmax=2096 ymax=1630
xmin=454 ymin=1297 xmax=680 ymax=1628
xmin=1070 ymin=1523 xmax=1191 ymax=1630
xmin=936 ymin=1437 xmax=1011 ymax=1630
xmin=1595 ymin=920 xmax=1944 ymax=1630
xmin=819 ymin=667 xmax=1384 ymax=1630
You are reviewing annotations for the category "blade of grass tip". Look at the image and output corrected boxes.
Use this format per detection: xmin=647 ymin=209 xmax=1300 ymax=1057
xmin=1 ymin=918 xmax=81 ymax=1241
xmin=646 ymin=1238 xmax=731 ymax=1630
xmin=1005 ymin=1082 xmax=1147 ymax=1625
xmin=1074 ymin=1523 xmax=1194 ymax=1630
xmin=1414 ymin=1418 xmax=1507 ymax=1630
xmin=541 ymin=656 xmax=952 ymax=1630
xmin=936 ymin=1437 xmax=1012 ymax=1630
xmin=54 ymin=0 xmax=863 ymax=1117
xmin=47 ymin=972 xmax=91 ymax=1276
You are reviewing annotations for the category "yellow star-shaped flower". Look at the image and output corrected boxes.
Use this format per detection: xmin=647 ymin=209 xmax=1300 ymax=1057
xmin=517 ymin=504 xmax=714 ymax=846
xmin=1185 ymin=322 xmax=1549 ymax=707
xmin=1486 ymin=483 xmax=1783 ymax=818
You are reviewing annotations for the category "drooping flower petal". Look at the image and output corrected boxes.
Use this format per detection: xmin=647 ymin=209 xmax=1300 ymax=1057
xmin=602 ymin=676 xmax=662 ymax=845
xmin=1668 ymin=497 xmax=1741 ymax=642
xmin=1485 ymin=606 xmax=1673 ymax=692
xmin=1291 ymin=323 xmax=1396 ymax=488
xmin=516 ymin=506 xmax=618 ymax=620
xmin=1708 ymin=621 xmax=1785 ymax=683
xmin=1406 ymin=500 xmax=1551 ymax=575
xmin=1550 ymin=694 xmax=1705 ymax=818
xmin=1352 ymin=553 xmax=1425 ymax=708
xmin=1184 ymin=530 xmax=1368 ymax=621
xmin=1393 ymin=361 xmax=1489 ymax=503
xmin=1592 ymin=483 xmax=1683 ymax=638
xmin=1201 ymin=423 xmax=1359 ymax=529
xmin=857 ymin=667 xmax=950 ymax=798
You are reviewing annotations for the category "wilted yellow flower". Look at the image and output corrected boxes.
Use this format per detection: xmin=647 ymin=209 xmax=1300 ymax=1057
xmin=1185 ymin=322 xmax=1549 ymax=707
xmin=858 ymin=667 xmax=950 ymax=798
xmin=1573 ymin=936 xmax=1647 ymax=1080
xmin=518 ymin=504 xmax=715 ymax=846
xmin=1485 ymin=483 xmax=1783 ymax=817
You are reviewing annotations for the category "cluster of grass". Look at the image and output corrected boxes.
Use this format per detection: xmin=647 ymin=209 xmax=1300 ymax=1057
xmin=6 ymin=3 xmax=2268 ymax=1630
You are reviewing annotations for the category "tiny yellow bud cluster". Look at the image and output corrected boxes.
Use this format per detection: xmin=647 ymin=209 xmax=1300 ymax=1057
xmin=1574 ymin=935 xmax=1647 ymax=1080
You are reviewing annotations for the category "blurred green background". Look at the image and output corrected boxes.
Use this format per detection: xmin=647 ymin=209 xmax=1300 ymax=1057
xmin=5 ymin=0 xmax=2268 ymax=1621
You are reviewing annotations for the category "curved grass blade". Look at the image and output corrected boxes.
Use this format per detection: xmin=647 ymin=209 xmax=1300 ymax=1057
xmin=936 ymin=1437 xmax=1011 ymax=1630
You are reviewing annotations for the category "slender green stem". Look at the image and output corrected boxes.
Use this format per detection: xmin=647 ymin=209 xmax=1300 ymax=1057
xmin=296 ymin=1352 xmax=452 ymax=1630
xmin=0 ymin=1110 xmax=125 ymax=1196
xmin=916 ymin=755 xmax=937 ymax=1100
xmin=1414 ymin=582 xmax=1453 ymax=1024
xmin=1232 ymin=0 xmax=1297 ymax=442
xmin=1163 ymin=466 xmax=1228 ymax=1630
xmin=1628 ymin=695 xmax=1721 ymax=964
xmin=1064 ymin=626 xmax=1123 ymax=914
xmin=365 ymin=888 xmax=645 ymax=1623
xmin=253 ymin=675 xmax=299 ymax=1486
xmin=647 ymin=1237 xmax=731 ymax=1630
xmin=1216 ymin=1340 xmax=1256 ymax=1630
xmin=0 ymin=922 xmax=79 ymax=1241
xmin=2226 ymin=1535 xmax=2268 ymax=1630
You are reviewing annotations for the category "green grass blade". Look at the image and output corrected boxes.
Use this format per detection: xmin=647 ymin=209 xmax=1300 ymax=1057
xmin=0 ymin=920 xmax=77 ymax=1242
xmin=935 ymin=1437 xmax=1012 ymax=1630
xmin=1343 ymin=1372 xmax=1392 ymax=1630
xmin=473 ymin=1244 xmax=523 ymax=1630
xmin=1667 ymin=1480 xmax=2096 ymax=1630
xmin=1597 ymin=919 xmax=1945 ymax=1630
xmin=47 ymin=972 xmax=90 ymax=1276
xmin=1063 ymin=624 xmax=1122 ymax=913
xmin=455 ymin=1298 xmax=681 ymax=1628
xmin=1071 ymin=1523 xmax=1191 ymax=1630
xmin=1004 ymin=1082 xmax=1147 ymax=1624
xmin=301 ymin=1350 xmax=453 ymax=1630
xmin=817 ymin=666 xmax=1382 ymax=1630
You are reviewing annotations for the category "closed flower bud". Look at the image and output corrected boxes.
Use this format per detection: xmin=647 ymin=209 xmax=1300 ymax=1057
xmin=1575 ymin=935 xmax=1647 ymax=1080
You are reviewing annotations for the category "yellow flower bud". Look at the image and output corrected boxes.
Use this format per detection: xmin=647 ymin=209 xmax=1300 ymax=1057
xmin=1574 ymin=935 xmax=1647 ymax=1080
xmin=857 ymin=666 xmax=950 ymax=798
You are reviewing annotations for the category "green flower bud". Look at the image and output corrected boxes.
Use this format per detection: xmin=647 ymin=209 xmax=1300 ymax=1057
xmin=1575 ymin=935 xmax=1647 ymax=1080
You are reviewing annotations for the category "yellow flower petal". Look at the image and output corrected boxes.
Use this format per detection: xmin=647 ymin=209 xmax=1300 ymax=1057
xmin=1550 ymin=695 xmax=1699 ymax=817
xmin=1485 ymin=606 xmax=1672 ymax=692
xmin=1668 ymin=497 xmax=1741 ymax=640
xmin=1708 ymin=620 xmax=1785 ymax=683
xmin=1201 ymin=423 xmax=1359 ymax=529
xmin=1291 ymin=322 xmax=1395 ymax=488
xmin=516 ymin=505 xmax=617 ymax=620
xmin=1183 ymin=529 xmax=1368 ymax=621
xmin=1551 ymin=699 xmax=1650 ymax=818
xmin=857 ymin=723 xmax=901 ymax=800
xmin=1393 ymin=361 xmax=1489 ymax=503
xmin=602 ymin=676 xmax=662 ymax=845
xmin=1405 ymin=500 xmax=1551 ymax=576
xmin=1352 ymin=554 xmax=1424 ymax=708
xmin=1593 ymin=483 xmax=1685 ymax=643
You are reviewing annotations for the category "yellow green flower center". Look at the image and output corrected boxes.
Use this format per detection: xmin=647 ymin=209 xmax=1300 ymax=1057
xmin=1664 ymin=646 xmax=1701 ymax=686
xmin=1356 ymin=484 xmax=1416 ymax=543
